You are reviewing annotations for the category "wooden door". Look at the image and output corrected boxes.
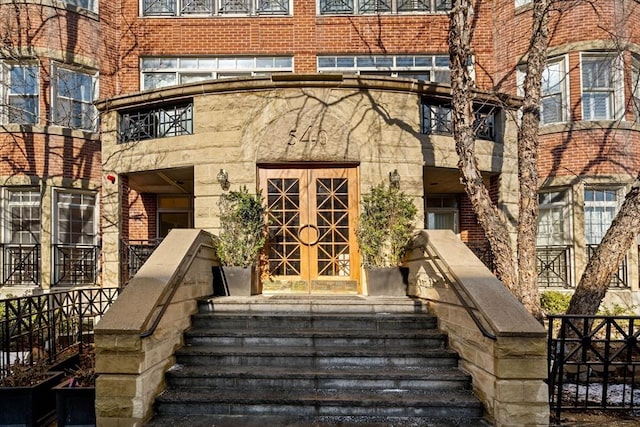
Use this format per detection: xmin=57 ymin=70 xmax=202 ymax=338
xmin=259 ymin=167 xmax=360 ymax=294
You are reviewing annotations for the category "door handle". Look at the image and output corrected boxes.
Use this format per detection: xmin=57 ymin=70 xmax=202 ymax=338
xmin=297 ymin=224 xmax=320 ymax=246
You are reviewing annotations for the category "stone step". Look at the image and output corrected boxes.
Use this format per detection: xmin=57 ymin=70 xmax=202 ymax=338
xmin=165 ymin=365 xmax=472 ymax=392
xmin=174 ymin=345 xmax=459 ymax=369
xmin=154 ymin=388 xmax=484 ymax=419
xmin=190 ymin=312 xmax=438 ymax=331
xmin=183 ymin=328 xmax=447 ymax=348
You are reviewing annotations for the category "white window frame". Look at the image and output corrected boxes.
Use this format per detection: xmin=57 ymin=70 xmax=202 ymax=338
xmin=633 ymin=54 xmax=640 ymax=121
xmin=140 ymin=0 xmax=292 ymax=17
xmin=60 ymin=0 xmax=98 ymax=13
xmin=537 ymin=189 xmax=571 ymax=246
xmin=317 ymin=0 xmax=452 ymax=15
xmin=0 ymin=62 xmax=39 ymax=125
xmin=580 ymin=53 xmax=624 ymax=121
xmin=1 ymin=188 xmax=41 ymax=245
xmin=53 ymin=189 xmax=98 ymax=247
xmin=140 ymin=56 xmax=294 ymax=91
xmin=317 ymin=54 xmax=462 ymax=84
xmin=515 ymin=0 xmax=531 ymax=7
xmin=517 ymin=56 xmax=569 ymax=125
xmin=51 ymin=64 xmax=98 ymax=131
xmin=424 ymin=195 xmax=459 ymax=233
xmin=584 ymin=187 xmax=621 ymax=245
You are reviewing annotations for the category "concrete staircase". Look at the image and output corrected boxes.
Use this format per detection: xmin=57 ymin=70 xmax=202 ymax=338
xmin=146 ymin=296 xmax=488 ymax=426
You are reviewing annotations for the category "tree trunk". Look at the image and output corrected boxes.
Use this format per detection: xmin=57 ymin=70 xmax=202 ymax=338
xmin=515 ymin=0 xmax=552 ymax=321
xmin=568 ymin=174 xmax=640 ymax=314
xmin=449 ymin=1 xmax=518 ymax=292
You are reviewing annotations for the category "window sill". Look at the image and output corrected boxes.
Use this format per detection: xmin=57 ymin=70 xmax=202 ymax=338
xmin=539 ymin=120 xmax=640 ymax=135
xmin=0 ymin=124 xmax=100 ymax=140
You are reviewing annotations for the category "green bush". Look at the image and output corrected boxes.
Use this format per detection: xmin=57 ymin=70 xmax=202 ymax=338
xmin=540 ymin=291 xmax=571 ymax=315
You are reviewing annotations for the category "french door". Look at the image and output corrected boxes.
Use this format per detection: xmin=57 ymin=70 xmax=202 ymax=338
xmin=259 ymin=166 xmax=360 ymax=294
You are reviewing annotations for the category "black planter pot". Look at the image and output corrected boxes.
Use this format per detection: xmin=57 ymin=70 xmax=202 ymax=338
xmin=365 ymin=266 xmax=409 ymax=296
xmin=54 ymin=379 xmax=96 ymax=427
xmin=213 ymin=265 xmax=254 ymax=296
xmin=0 ymin=371 xmax=64 ymax=427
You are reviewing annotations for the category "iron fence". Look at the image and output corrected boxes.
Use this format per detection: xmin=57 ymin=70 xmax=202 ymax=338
xmin=120 ymin=239 xmax=162 ymax=285
xmin=1 ymin=244 xmax=40 ymax=287
xmin=547 ymin=315 xmax=640 ymax=418
xmin=1 ymin=288 xmax=121 ymax=378
xmin=53 ymin=245 xmax=99 ymax=287
xmin=537 ymin=245 xmax=572 ymax=288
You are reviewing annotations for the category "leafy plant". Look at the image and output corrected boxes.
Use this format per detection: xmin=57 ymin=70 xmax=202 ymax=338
xmin=356 ymin=182 xmax=417 ymax=268
xmin=215 ymin=186 xmax=267 ymax=267
xmin=66 ymin=345 xmax=96 ymax=388
xmin=540 ymin=291 xmax=571 ymax=315
xmin=0 ymin=359 xmax=52 ymax=387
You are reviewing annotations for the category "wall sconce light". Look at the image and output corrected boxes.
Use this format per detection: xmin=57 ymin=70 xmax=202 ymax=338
xmin=216 ymin=169 xmax=230 ymax=191
xmin=389 ymin=169 xmax=400 ymax=189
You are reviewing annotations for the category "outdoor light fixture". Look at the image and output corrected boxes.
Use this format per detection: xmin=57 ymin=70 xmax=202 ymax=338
xmin=389 ymin=169 xmax=400 ymax=189
xmin=217 ymin=169 xmax=230 ymax=191
xmin=106 ymin=174 xmax=116 ymax=184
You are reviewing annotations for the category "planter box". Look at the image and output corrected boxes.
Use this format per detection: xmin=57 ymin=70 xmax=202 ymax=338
xmin=55 ymin=379 xmax=96 ymax=427
xmin=213 ymin=265 xmax=254 ymax=296
xmin=0 ymin=371 xmax=64 ymax=427
xmin=365 ymin=266 xmax=409 ymax=297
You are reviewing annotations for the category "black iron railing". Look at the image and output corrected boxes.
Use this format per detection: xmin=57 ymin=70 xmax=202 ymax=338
xmin=119 ymin=103 xmax=193 ymax=143
xmin=0 ymin=288 xmax=121 ymax=378
xmin=547 ymin=315 xmax=640 ymax=418
xmin=421 ymin=101 xmax=497 ymax=141
xmin=1 ymin=244 xmax=40 ymax=287
xmin=537 ymin=245 xmax=572 ymax=288
xmin=143 ymin=0 xmax=289 ymax=15
xmin=53 ymin=245 xmax=99 ymax=287
xmin=120 ymin=239 xmax=162 ymax=285
xmin=587 ymin=245 xmax=628 ymax=288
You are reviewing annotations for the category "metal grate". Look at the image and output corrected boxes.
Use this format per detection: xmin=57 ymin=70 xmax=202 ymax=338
xmin=119 ymin=103 xmax=193 ymax=143
xmin=1 ymin=244 xmax=40 ymax=286
xmin=53 ymin=245 xmax=98 ymax=287
xmin=537 ymin=245 xmax=572 ymax=288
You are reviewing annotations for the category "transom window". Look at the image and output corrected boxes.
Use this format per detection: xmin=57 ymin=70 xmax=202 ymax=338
xmin=1 ymin=63 xmax=39 ymax=125
xmin=584 ymin=188 xmax=619 ymax=245
xmin=537 ymin=190 xmax=570 ymax=246
xmin=52 ymin=65 xmax=98 ymax=131
xmin=580 ymin=53 xmax=623 ymax=121
xmin=317 ymin=55 xmax=452 ymax=83
xmin=141 ymin=56 xmax=294 ymax=90
xmin=141 ymin=0 xmax=290 ymax=16
xmin=318 ymin=0 xmax=452 ymax=15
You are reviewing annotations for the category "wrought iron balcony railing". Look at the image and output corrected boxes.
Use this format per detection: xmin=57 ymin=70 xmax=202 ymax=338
xmin=587 ymin=244 xmax=629 ymax=288
xmin=1 ymin=288 xmax=121 ymax=378
xmin=536 ymin=245 xmax=572 ymax=288
xmin=120 ymin=239 xmax=162 ymax=285
xmin=1 ymin=244 xmax=40 ymax=287
xmin=319 ymin=0 xmax=451 ymax=14
xmin=119 ymin=103 xmax=193 ymax=143
xmin=53 ymin=245 xmax=99 ymax=287
xmin=422 ymin=101 xmax=497 ymax=141
xmin=142 ymin=0 xmax=289 ymax=16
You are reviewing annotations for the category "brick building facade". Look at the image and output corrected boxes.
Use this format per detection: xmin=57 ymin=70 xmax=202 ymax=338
xmin=1 ymin=0 xmax=639 ymax=306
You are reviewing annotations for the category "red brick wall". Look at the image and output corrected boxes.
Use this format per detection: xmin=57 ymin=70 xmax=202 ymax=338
xmin=127 ymin=190 xmax=157 ymax=241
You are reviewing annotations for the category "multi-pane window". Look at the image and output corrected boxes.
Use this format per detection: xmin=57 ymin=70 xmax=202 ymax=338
xmin=55 ymin=192 xmax=96 ymax=246
xmin=1 ymin=63 xmax=39 ymax=125
xmin=541 ymin=58 xmax=568 ymax=124
xmin=425 ymin=195 xmax=458 ymax=233
xmin=584 ymin=188 xmax=619 ymax=245
xmin=141 ymin=56 xmax=294 ymax=90
xmin=3 ymin=189 xmax=41 ymax=245
xmin=318 ymin=0 xmax=452 ymax=15
xmin=62 ymin=0 xmax=98 ymax=12
xmin=633 ymin=54 xmax=640 ymax=120
xmin=581 ymin=54 xmax=622 ymax=121
xmin=52 ymin=66 xmax=98 ymax=131
xmin=317 ymin=55 xmax=453 ymax=83
xmin=537 ymin=190 xmax=570 ymax=246
xmin=142 ymin=0 xmax=290 ymax=16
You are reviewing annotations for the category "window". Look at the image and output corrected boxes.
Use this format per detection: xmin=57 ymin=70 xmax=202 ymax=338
xmin=52 ymin=66 xmax=98 ymax=131
xmin=541 ymin=57 xmax=568 ymax=124
xmin=537 ymin=190 xmax=570 ymax=246
xmin=633 ymin=54 xmax=640 ymax=120
xmin=62 ymin=0 xmax=98 ymax=12
xmin=421 ymin=98 xmax=498 ymax=141
xmin=584 ymin=188 xmax=619 ymax=245
xmin=318 ymin=0 xmax=452 ymax=15
xmin=581 ymin=54 xmax=622 ymax=121
xmin=515 ymin=0 xmax=531 ymax=6
xmin=317 ymin=54 xmax=453 ymax=84
xmin=1 ymin=63 xmax=39 ymax=125
xmin=157 ymin=195 xmax=192 ymax=238
xmin=425 ymin=195 xmax=458 ymax=233
xmin=141 ymin=56 xmax=294 ymax=90
xmin=142 ymin=0 xmax=290 ymax=16
xmin=55 ymin=191 xmax=97 ymax=246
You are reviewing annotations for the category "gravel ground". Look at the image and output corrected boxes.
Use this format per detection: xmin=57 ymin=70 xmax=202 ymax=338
xmin=551 ymin=410 xmax=640 ymax=426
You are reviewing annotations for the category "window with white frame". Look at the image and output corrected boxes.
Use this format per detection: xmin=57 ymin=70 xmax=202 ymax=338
xmin=140 ymin=56 xmax=294 ymax=90
xmin=2 ymin=189 xmax=41 ymax=246
xmin=515 ymin=0 xmax=531 ymax=7
xmin=61 ymin=0 xmax=98 ymax=12
xmin=1 ymin=63 xmax=39 ymax=125
xmin=318 ymin=0 xmax=452 ymax=15
xmin=141 ymin=0 xmax=290 ymax=16
xmin=581 ymin=53 xmax=623 ymax=121
xmin=541 ymin=57 xmax=568 ymax=124
xmin=52 ymin=65 xmax=98 ymax=131
xmin=55 ymin=191 xmax=97 ymax=246
xmin=425 ymin=195 xmax=458 ymax=233
xmin=633 ymin=54 xmax=640 ymax=120
xmin=317 ymin=54 xmax=455 ymax=84
xmin=537 ymin=190 xmax=570 ymax=246
xmin=584 ymin=188 xmax=619 ymax=245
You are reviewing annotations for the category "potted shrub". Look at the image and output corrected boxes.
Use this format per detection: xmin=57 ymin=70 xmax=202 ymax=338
xmin=54 ymin=345 xmax=96 ymax=427
xmin=214 ymin=185 xmax=266 ymax=296
xmin=0 ymin=359 xmax=64 ymax=427
xmin=356 ymin=182 xmax=417 ymax=296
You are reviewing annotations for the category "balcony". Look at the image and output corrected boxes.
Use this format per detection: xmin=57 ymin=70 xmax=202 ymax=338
xmin=53 ymin=245 xmax=99 ymax=287
xmin=536 ymin=245 xmax=572 ymax=288
xmin=119 ymin=103 xmax=193 ymax=143
xmin=1 ymin=244 xmax=40 ymax=287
